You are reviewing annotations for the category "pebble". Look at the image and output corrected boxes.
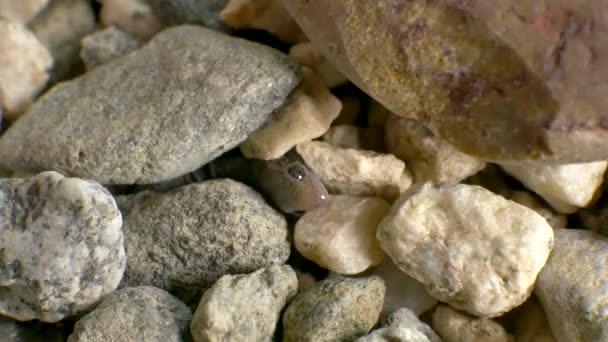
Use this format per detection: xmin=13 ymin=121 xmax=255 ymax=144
xmin=29 ymin=0 xmax=96 ymax=82
xmin=0 ymin=20 xmax=52 ymax=120
xmin=240 ymin=67 xmax=342 ymax=160
xmin=377 ymin=182 xmax=554 ymax=317
xmin=294 ymin=195 xmax=389 ymax=274
xmin=68 ymin=286 xmax=192 ymax=342
xmin=118 ymin=179 xmax=291 ymax=303
xmin=190 ymin=265 xmax=298 ymax=341
xmin=385 ymin=114 xmax=486 ymax=183
xmin=535 ymin=229 xmax=608 ymax=342
xmin=432 ymin=304 xmax=515 ymax=342
xmin=0 ymin=25 xmax=301 ymax=184
xmin=500 ymin=161 xmax=608 ymax=213
xmin=322 ymin=125 xmax=385 ymax=151
xmin=356 ymin=308 xmax=441 ymax=342
xmin=289 ymin=41 xmax=348 ymax=88
xmin=296 ymin=141 xmax=412 ymax=201
xmin=0 ymin=171 xmax=125 ymax=322
xmin=99 ymin=0 xmax=162 ymax=40
xmin=0 ymin=0 xmax=48 ymax=23
xmin=283 ymin=276 xmax=385 ymax=341
xmin=80 ymin=26 xmax=143 ymax=70
xmin=504 ymin=190 xmax=567 ymax=229
xmin=147 ymin=0 xmax=228 ymax=31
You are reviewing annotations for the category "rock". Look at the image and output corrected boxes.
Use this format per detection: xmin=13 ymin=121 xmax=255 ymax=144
xmin=0 ymin=20 xmax=52 ymax=120
xmin=535 ymin=229 xmax=608 ymax=342
xmin=100 ymin=0 xmax=162 ymax=40
xmin=29 ymin=0 xmax=96 ymax=82
xmin=240 ymin=67 xmax=342 ymax=160
xmin=0 ymin=315 xmax=70 ymax=342
xmin=357 ymin=308 xmax=441 ymax=342
xmin=505 ymin=190 xmax=567 ymax=229
xmin=386 ymin=114 xmax=487 ymax=183
xmin=0 ymin=171 xmax=125 ymax=322
xmin=432 ymin=304 xmax=515 ymax=342
xmin=294 ymin=195 xmax=389 ymax=274
xmin=322 ymin=125 xmax=385 ymax=151
xmin=500 ymin=161 xmax=607 ymax=213
xmin=296 ymin=141 xmax=412 ymax=201
xmin=0 ymin=26 xmax=301 ymax=184
xmin=0 ymin=0 xmax=48 ymax=23
xmin=118 ymin=179 xmax=290 ymax=303
xmin=80 ymin=26 xmax=143 ymax=70
xmin=147 ymin=0 xmax=228 ymax=31
xmin=333 ymin=97 xmax=361 ymax=126
xmin=220 ymin=0 xmax=306 ymax=43
xmin=190 ymin=265 xmax=297 ymax=342
xmin=68 ymin=286 xmax=191 ymax=342
xmin=283 ymin=0 xmax=608 ymax=163
xmin=283 ymin=276 xmax=385 ymax=341
xmin=377 ymin=182 xmax=554 ymax=317
xmin=289 ymin=41 xmax=348 ymax=88
xmin=502 ymin=296 xmax=557 ymax=342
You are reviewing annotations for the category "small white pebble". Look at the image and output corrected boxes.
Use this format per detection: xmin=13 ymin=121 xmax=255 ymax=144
xmin=432 ymin=304 xmax=515 ymax=342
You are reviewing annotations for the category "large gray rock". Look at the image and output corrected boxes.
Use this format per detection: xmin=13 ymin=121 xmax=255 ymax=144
xmin=118 ymin=179 xmax=291 ymax=303
xmin=147 ymin=0 xmax=228 ymax=30
xmin=0 ymin=171 xmax=125 ymax=323
xmin=68 ymin=286 xmax=192 ymax=342
xmin=0 ymin=25 xmax=301 ymax=184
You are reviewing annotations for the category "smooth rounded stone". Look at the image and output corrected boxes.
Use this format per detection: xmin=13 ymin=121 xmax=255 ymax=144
xmin=0 ymin=315 xmax=70 ymax=342
xmin=29 ymin=0 xmax=96 ymax=82
xmin=385 ymin=114 xmax=486 ymax=184
xmin=68 ymin=286 xmax=191 ymax=342
xmin=0 ymin=0 xmax=48 ymax=23
xmin=0 ymin=171 xmax=125 ymax=322
xmin=289 ymin=42 xmax=348 ymax=88
xmin=356 ymin=308 xmax=441 ymax=342
xmin=322 ymin=125 xmax=385 ymax=152
xmin=0 ymin=26 xmax=301 ymax=184
xmin=534 ymin=229 xmax=608 ymax=342
xmin=284 ymin=1 xmax=608 ymax=163
xmin=377 ymin=182 xmax=554 ymax=317
xmin=502 ymin=296 xmax=556 ymax=342
xmin=240 ymin=67 xmax=342 ymax=160
xmin=100 ymin=0 xmax=162 ymax=40
xmin=296 ymin=141 xmax=412 ymax=201
xmin=220 ymin=0 xmax=306 ymax=43
xmin=118 ymin=179 xmax=290 ymax=302
xmin=80 ymin=26 xmax=143 ymax=70
xmin=190 ymin=265 xmax=297 ymax=342
xmin=500 ymin=161 xmax=608 ymax=214
xmin=282 ymin=276 xmax=385 ymax=342
xmin=505 ymin=190 xmax=567 ymax=230
xmin=432 ymin=304 xmax=514 ymax=342
xmin=294 ymin=195 xmax=389 ymax=275
xmin=0 ymin=20 xmax=52 ymax=120
xmin=147 ymin=0 xmax=228 ymax=31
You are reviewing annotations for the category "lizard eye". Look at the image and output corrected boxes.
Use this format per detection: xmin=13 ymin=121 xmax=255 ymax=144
xmin=287 ymin=165 xmax=306 ymax=181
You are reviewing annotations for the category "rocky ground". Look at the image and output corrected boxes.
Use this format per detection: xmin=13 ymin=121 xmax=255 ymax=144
xmin=0 ymin=0 xmax=607 ymax=341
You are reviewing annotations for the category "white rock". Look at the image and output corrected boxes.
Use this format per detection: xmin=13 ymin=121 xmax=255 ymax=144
xmin=535 ymin=229 xmax=608 ymax=342
xmin=81 ymin=26 xmax=144 ymax=70
xmin=432 ymin=304 xmax=515 ymax=342
xmin=289 ymin=41 xmax=348 ymax=88
xmin=100 ymin=0 xmax=162 ymax=40
xmin=385 ymin=114 xmax=486 ymax=183
xmin=356 ymin=308 xmax=441 ymax=342
xmin=500 ymin=161 xmax=608 ymax=214
xmin=322 ymin=125 xmax=385 ymax=152
xmin=377 ymin=182 xmax=554 ymax=317
xmin=0 ymin=20 xmax=52 ymax=119
xmin=296 ymin=141 xmax=412 ymax=201
xmin=295 ymin=195 xmax=389 ymax=274
xmin=240 ymin=67 xmax=342 ymax=160
xmin=506 ymin=190 xmax=567 ymax=229
xmin=0 ymin=171 xmax=125 ymax=323
xmin=0 ymin=0 xmax=48 ymax=23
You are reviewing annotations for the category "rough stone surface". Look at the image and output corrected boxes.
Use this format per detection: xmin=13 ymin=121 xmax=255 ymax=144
xmin=296 ymin=141 xmax=412 ymax=201
xmin=535 ymin=229 xmax=608 ymax=342
xmin=386 ymin=114 xmax=486 ymax=183
xmin=0 ymin=26 xmax=301 ymax=184
xmin=377 ymin=182 xmax=554 ymax=317
xmin=289 ymin=41 xmax=348 ymax=88
xmin=294 ymin=195 xmax=389 ymax=274
xmin=118 ymin=180 xmax=290 ymax=303
xmin=432 ymin=304 xmax=515 ymax=342
xmin=190 ymin=265 xmax=297 ymax=342
xmin=500 ymin=161 xmax=607 ymax=213
xmin=0 ymin=0 xmax=48 ymax=23
xmin=0 ymin=20 xmax=52 ymax=119
xmin=100 ymin=0 xmax=162 ymax=40
xmin=0 ymin=171 xmax=125 ymax=322
xmin=357 ymin=308 xmax=441 ymax=342
xmin=147 ymin=0 xmax=228 ymax=31
xmin=283 ymin=276 xmax=385 ymax=342
xmin=322 ymin=125 xmax=385 ymax=152
xmin=505 ymin=190 xmax=567 ymax=229
xmin=68 ymin=286 xmax=191 ymax=342
xmin=240 ymin=67 xmax=342 ymax=160
xmin=80 ymin=26 xmax=143 ymax=70
xmin=284 ymin=0 xmax=608 ymax=163
xmin=29 ymin=0 xmax=96 ymax=82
